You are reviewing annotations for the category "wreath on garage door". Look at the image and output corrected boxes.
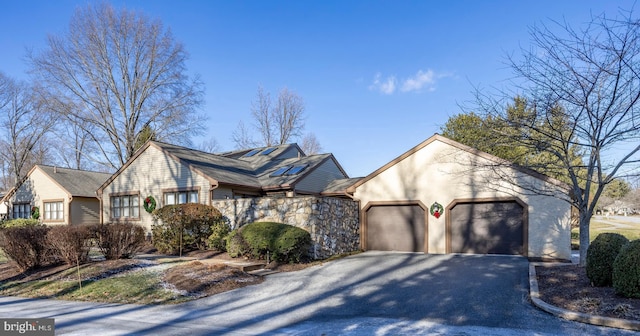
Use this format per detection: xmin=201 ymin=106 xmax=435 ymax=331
xmin=144 ymin=196 xmax=156 ymax=213
xmin=430 ymin=202 xmax=443 ymax=219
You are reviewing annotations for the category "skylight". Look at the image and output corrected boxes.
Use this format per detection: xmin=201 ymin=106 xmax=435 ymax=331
xmin=270 ymin=166 xmax=292 ymax=177
xmin=243 ymin=149 xmax=261 ymax=157
xmin=285 ymin=165 xmax=308 ymax=175
xmin=260 ymin=147 xmax=277 ymax=155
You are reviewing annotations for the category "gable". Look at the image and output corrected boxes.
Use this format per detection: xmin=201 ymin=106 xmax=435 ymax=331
xmin=13 ymin=167 xmax=68 ymax=204
xmin=348 ymin=134 xmax=569 ymax=195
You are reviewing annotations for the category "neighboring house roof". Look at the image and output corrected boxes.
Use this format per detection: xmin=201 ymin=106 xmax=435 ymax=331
xmin=98 ymin=141 xmax=349 ymax=195
xmin=346 ymin=133 xmax=570 ymax=194
xmin=37 ymin=165 xmax=112 ymax=198
xmin=0 ymin=165 xmax=112 ymax=203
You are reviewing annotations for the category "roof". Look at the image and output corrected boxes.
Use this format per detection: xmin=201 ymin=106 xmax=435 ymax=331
xmin=0 ymin=165 xmax=111 ymax=203
xmin=99 ymin=141 xmax=348 ymax=194
xmin=347 ymin=133 xmax=570 ymax=193
xmin=37 ymin=165 xmax=112 ymax=198
xmin=321 ymin=178 xmax=363 ymax=195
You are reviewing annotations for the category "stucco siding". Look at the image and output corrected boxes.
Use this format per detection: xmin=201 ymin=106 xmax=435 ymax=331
xmin=295 ymin=159 xmax=347 ymax=194
xmin=353 ymin=138 xmax=571 ymax=260
xmin=101 ymin=145 xmax=215 ymax=232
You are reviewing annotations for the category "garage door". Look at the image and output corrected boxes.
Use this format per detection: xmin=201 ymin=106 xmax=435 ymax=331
xmin=365 ymin=204 xmax=426 ymax=252
xmin=448 ymin=200 xmax=525 ymax=255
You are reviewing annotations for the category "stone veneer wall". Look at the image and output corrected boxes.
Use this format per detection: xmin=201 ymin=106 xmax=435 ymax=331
xmin=211 ymin=196 xmax=360 ymax=259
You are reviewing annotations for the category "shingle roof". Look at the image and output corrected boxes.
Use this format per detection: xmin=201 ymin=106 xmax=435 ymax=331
xmin=151 ymin=141 xmax=337 ymax=191
xmin=321 ymin=177 xmax=363 ymax=195
xmin=38 ymin=165 xmax=112 ymax=198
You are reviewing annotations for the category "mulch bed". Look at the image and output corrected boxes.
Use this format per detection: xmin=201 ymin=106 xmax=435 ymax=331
xmin=536 ymin=265 xmax=640 ymax=320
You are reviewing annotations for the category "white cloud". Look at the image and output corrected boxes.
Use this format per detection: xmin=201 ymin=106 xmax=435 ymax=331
xmin=369 ymin=69 xmax=451 ymax=95
xmin=369 ymin=73 xmax=397 ymax=95
xmin=401 ymin=69 xmax=436 ymax=92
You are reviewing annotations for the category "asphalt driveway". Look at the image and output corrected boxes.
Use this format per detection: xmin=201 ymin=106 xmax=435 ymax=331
xmin=0 ymin=252 xmax=635 ymax=335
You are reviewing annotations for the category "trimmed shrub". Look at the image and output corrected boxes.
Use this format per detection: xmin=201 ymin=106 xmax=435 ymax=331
xmin=274 ymin=225 xmax=312 ymax=263
xmin=207 ymin=221 xmax=231 ymax=252
xmin=227 ymin=222 xmax=311 ymax=262
xmin=226 ymin=229 xmax=248 ymax=258
xmin=47 ymin=225 xmax=92 ymax=265
xmin=92 ymin=223 xmax=146 ymax=260
xmin=586 ymin=233 xmax=629 ymax=286
xmin=613 ymin=239 xmax=640 ymax=298
xmin=0 ymin=225 xmax=52 ymax=271
xmin=1 ymin=218 xmax=42 ymax=228
xmin=152 ymin=204 xmax=223 ymax=254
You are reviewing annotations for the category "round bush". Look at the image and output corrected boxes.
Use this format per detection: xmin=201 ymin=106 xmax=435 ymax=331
xmin=152 ymin=204 xmax=223 ymax=254
xmin=586 ymin=232 xmax=629 ymax=287
xmin=274 ymin=225 xmax=312 ymax=263
xmin=227 ymin=222 xmax=311 ymax=262
xmin=613 ymin=239 xmax=640 ymax=298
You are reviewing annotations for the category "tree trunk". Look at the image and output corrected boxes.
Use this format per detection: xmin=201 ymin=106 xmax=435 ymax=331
xmin=578 ymin=209 xmax=591 ymax=267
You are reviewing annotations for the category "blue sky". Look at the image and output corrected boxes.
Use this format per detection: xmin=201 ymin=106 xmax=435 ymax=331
xmin=0 ymin=0 xmax=635 ymax=177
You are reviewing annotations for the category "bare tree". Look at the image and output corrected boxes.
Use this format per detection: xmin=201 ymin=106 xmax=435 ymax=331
xmin=300 ymin=133 xmax=323 ymax=155
xmin=274 ymin=87 xmax=305 ymax=145
xmin=252 ymin=86 xmax=275 ymax=146
xmin=0 ymin=73 xmax=53 ymax=187
xmin=475 ymin=9 xmax=640 ymax=265
xmin=29 ymin=3 xmax=205 ymax=169
xmin=233 ymin=86 xmax=309 ymax=149
xmin=231 ymin=120 xmax=258 ymax=149
xmin=198 ymin=137 xmax=221 ymax=153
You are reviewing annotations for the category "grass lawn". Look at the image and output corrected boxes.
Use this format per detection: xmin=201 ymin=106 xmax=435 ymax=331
xmin=571 ymin=216 xmax=640 ymax=249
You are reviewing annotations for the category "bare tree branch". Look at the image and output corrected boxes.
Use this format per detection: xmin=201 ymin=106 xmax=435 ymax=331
xmin=29 ymin=3 xmax=205 ymax=169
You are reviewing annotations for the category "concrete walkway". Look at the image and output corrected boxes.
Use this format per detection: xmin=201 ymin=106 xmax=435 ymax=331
xmin=0 ymin=252 xmax=636 ymax=335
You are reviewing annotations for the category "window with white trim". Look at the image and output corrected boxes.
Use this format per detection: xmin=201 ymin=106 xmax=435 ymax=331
xmin=44 ymin=201 xmax=64 ymax=220
xmin=164 ymin=190 xmax=199 ymax=205
xmin=111 ymin=195 xmax=139 ymax=219
xmin=12 ymin=203 xmax=30 ymax=219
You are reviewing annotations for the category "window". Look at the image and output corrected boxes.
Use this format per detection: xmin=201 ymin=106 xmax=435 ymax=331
xmin=286 ymin=165 xmax=308 ymax=175
xmin=44 ymin=201 xmax=64 ymax=221
xmin=243 ymin=149 xmax=261 ymax=157
xmin=260 ymin=147 xmax=277 ymax=155
xmin=12 ymin=204 xmax=30 ymax=219
xmin=270 ymin=166 xmax=292 ymax=177
xmin=111 ymin=195 xmax=139 ymax=219
xmin=164 ymin=190 xmax=199 ymax=205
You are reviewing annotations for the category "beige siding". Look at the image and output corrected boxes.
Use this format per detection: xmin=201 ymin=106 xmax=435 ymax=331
xmin=295 ymin=159 xmax=347 ymax=194
xmin=71 ymin=197 xmax=101 ymax=226
xmin=12 ymin=167 xmax=70 ymax=224
xmin=353 ymin=138 xmax=572 ymax=260
xmin=101 ymin=145 xmax=215 ymax=232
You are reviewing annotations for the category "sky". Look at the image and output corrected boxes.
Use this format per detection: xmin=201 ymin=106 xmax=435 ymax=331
xmin=0 ymin=0 xmax=636 ymax=177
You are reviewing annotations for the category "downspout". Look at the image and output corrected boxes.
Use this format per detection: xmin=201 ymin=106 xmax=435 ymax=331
xmin=68 ymin=195 xmax=73 ymax=225
xmin=209 ymin=182 xmax=219 ymax=205
xmin=96 ymin=190 xmax=103 ymax=225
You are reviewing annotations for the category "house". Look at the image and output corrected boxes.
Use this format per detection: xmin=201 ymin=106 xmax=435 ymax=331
xmin=346 ymin=134 xmax=572 ymax=261
xmin=97 ymin=141 xmax=350 ymax=232
xmin=0 ymin=165 xmax=111 ymax=225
